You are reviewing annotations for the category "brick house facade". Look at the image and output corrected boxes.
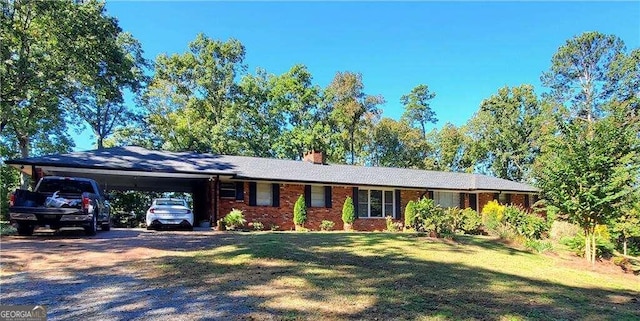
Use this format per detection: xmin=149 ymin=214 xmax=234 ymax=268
xmin=7 ymin=146 xmax=539 ymax=230
xmin=218 ymin=181 xmax=534 ymax=231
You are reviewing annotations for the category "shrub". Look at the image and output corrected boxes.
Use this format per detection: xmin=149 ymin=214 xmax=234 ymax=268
xmin=0 ymin=222 xmax=16 ymax=236
xmin=503 ymin=206 xmax=548 ymax=240
xmin=460 ymin=208 xmax=482 ymax=234
xmin=385 ymin=216 xmax=403 ymax=232
xmin=560 ymin=225 xmax=615 ymax=259
xmin=293 ymin=195 xmax=307 ymax=228
xmin=482 ymin=200 xmax=505 ymax=232
xmin=342 ymin=196 xmax=355 ymax=225
xmin=320 ymin=220 xmax=335 ymax=231
xmin=525 ymin=239 xmax=554 ymax=253
xmin=270 ymin=224 xmax=280 ymax=231
xmin=413 ymin=197 xmax=445 ymax=235
xmin=251 ymin=221 xmax=264 ymax=231
xmin=404 ymin=200 xmax=417 ymax=229
xmin=223 ymin=209 xmax=246 ymax=230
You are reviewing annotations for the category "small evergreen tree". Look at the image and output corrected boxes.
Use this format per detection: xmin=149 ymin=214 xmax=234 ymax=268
xmin=404 ymin=200 xmax=417 ymax=229
xmin=342 ymin=196 xmax=355 ymax=226
xmin=293 ymin=194 xmax=307 ymax=228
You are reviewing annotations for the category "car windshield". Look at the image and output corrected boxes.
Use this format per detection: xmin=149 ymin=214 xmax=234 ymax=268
xmin=155 ymin=199 xmax=186 ymax=206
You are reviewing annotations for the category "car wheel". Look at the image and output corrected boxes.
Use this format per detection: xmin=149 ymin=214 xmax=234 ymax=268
xmin=85 ymin=213 xmax=97 ymax=236
xmin=17 ymin=224 xmax=34 ymax=236
xmin=101 ymin=222 xmax=111 ymax=231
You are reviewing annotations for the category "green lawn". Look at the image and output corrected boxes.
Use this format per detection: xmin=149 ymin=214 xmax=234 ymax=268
xmin=137 ymin=233 xmax=639 ymax=320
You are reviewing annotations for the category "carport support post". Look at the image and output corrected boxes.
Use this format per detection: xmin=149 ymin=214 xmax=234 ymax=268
xmin=208 ymin=177 xmax=218 ymax=227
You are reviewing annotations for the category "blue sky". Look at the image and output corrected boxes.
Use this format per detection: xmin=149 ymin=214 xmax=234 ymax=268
xmin=74 ymin=1 xmax=640 ymax=150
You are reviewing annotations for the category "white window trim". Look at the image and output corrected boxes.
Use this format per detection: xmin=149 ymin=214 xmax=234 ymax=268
xmin=358 ymin=189 xmax=395 ymax=219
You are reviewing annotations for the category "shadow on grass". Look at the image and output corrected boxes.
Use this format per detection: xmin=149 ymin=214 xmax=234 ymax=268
xmin=1 ymin=233 xmax=638 ymax=320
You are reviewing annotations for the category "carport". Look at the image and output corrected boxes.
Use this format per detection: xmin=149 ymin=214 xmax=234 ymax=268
xmin=6 ymin=146 xmax=238 ymax=225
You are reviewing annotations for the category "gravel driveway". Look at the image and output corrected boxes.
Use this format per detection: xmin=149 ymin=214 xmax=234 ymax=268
xmin=0 ymin=228 xmax=252 ymax=321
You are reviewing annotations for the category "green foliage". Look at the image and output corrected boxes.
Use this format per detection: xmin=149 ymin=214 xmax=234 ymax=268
xmin=538 ymin=31 xmax=639 ymax=264
xmin=385 ymin=216 xmax=403 ymax=232
xmin=371 ymin=118 xmax=429 ymax=168
xmin=270 ymin=224 xmax=280 ymax=231
xmin=503 ymin=206 xmax=548 ymax=240
xmin=560 ymin=226 xmax=615 ymax=259
xmin=412 ymin=197 xmax=445 ymax=234
xmin=466 ymin=85 xmax=546 ymax=182
xmin=400 ymin=84 xmax=437 ymax=138
xmin=325 ymin=71 xmax=384 ymax=164
xmin=404 ymin=200 xmax=417 ymax=229
xmin=423 ymin=123 xmax=476 ymax=172
xmin=610 ymin=202 xmax=640 ymax=256
xmin=109 ymin=190 xmax=162 ymax=226
xmin=482 ymin=201 xmax=550 ymax=241
xmin=143 ymin=33 xmax=246 ymax=153
xmin=293 ymin=194 xmax=307 ymax=227
xmin=525 ymin=239 xmax=554 ymax=254
xmin=223 ymin=209 xmax=246 ymax=230
xmin=342 ymin=196 xmax=355 ymax=225
xmin=0 ymin=222 xmax=16 ymax=236
xmin=459 ymin=208 xmax=483 ymax=235
xmin=320 ymin=220 xmax=335 ymax=231
xmin=251 ymin=221 xmax=264 ymax=231
xmin=481 ymin=200 xmax=506 ymax=231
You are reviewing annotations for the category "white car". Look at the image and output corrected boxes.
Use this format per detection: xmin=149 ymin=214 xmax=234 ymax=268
xmin=146 ymin=198 xmax=194 ymax=230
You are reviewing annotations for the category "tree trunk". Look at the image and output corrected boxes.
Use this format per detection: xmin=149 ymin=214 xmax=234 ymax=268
xmin=97 ymin=135 xmax=104 ymax=150
xmin=591 ymin=230 xmax=596 ymax=265
xmin=18 ymin=135 xmax=30 ymax=190
xmin=350 ymin=131 xmax=355 ymax=165
xmin=584 ymin=229 xmax=591 ymax=263
xmin=623 ymin=238 xmax=627 ymax=256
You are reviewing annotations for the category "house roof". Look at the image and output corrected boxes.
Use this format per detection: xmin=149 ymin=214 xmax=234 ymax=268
xmin=6 ymin=146 xmax=538 ymax=193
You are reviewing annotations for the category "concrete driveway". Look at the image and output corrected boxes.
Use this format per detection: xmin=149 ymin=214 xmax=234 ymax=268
xmin=0 ymin=228 xmax=247 ymax=321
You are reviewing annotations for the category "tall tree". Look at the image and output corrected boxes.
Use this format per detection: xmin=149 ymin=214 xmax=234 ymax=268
xmin=142 ymin=33 xmax=246 ymax=153
xmin=370 ymin=118 xmax=428 ymax=168
xmin=227 ymin=69 xmax=283 ymax=157
xmin=1 ymin=0 xmax=132 ymax=186
xmin=537 ymin=32 xmax=639 ymax=263
xmin=423 ymin=124 xmax=475 ymax=172
xmin=466 ymin=85 xmax=546 ymax=182
xmin=268 ymin=65 xmax=325 ymax=160
xmin=401 ymin=84 xmax=437 ymax=138
xmin=325 ymin=72 xmax=384 ymax=164
xmin=541 ymin=31 xmax=625 ymax=121
xmin=70 ymin=33 xmax=148 ymax=149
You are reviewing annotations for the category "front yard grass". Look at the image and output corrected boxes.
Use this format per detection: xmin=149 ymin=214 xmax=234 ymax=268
xmin=137 ymin=233 xmax=639 ymax=320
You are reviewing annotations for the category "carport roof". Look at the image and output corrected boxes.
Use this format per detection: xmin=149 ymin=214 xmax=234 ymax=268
xmin=7 ymin=146 xmax=538 ymax=193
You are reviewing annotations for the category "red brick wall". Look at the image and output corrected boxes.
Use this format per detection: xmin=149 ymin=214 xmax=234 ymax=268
xmin=218 ymin=182 xmax=424 ymax=231
xmin=510 ymin=194 xmax=526 ymax=207
xmin=217 ymin=183 xmax=533 ymax=231
xmin=478 ymin=193 xmax=497 ymax=213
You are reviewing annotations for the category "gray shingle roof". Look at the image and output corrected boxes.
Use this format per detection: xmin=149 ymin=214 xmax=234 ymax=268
xmin=6 ymin=146 xmax=538 ymax=193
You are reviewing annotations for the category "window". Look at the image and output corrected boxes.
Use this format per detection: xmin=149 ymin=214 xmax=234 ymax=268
xmin=433 ymin=191 xmax=460 ymax=208
xmin=256 ymin=183 xmax=272 ymax=206
xmin=498 ymin=193 xmax=510 ymax=204
xmin=311 ymin=185 xmax=325 ymax=207
xmin=358 ymin=189 xmax=395 ymax=218
xmin=220 ymin=182 xmax=236 ymax=199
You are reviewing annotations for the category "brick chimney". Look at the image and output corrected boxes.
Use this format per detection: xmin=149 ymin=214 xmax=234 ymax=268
xmin=303 ymin=150 xmax=325 ymax=165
